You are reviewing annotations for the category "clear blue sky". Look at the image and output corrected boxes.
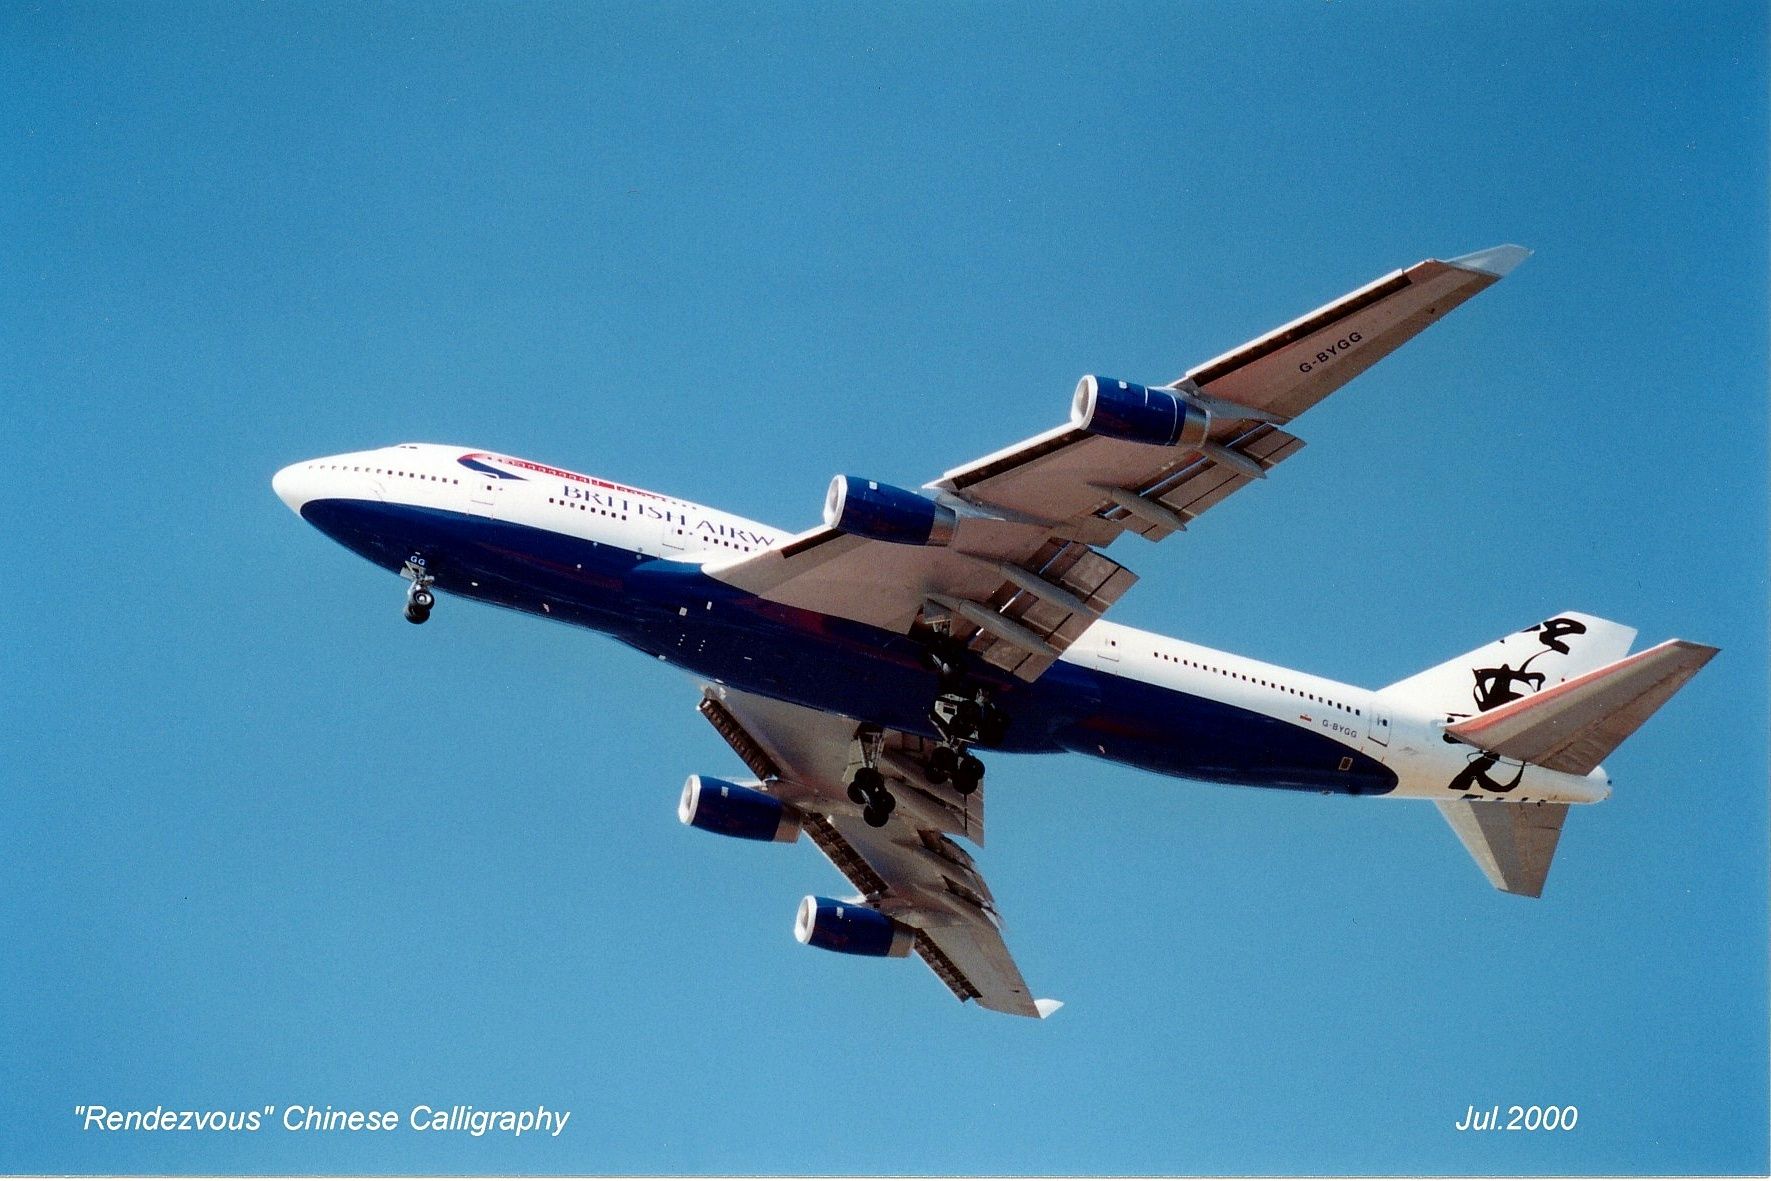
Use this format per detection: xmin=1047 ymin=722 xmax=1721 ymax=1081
xmin=5 ymin=2 xmax=1766 ymax=1174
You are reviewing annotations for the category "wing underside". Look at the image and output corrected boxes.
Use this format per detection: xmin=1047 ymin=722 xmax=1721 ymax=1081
xmin=699 ymin=685 xmax=1056 ymax=1017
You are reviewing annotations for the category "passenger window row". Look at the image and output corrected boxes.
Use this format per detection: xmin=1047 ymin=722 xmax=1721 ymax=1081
xmin=1149 ymin=649 xmax=1360 ymax=716
xmin=672 ymin=527 xmax=754 ymax=553
xmin=547 ymin=497 xmax=628 ymax=522
xmin=308 ymin=463 xmax=458 ymax=485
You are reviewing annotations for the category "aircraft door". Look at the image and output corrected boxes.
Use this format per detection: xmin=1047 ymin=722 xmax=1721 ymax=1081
xmin=658 ymin=512 xmax=690 ymax=557
xmin=468 ymin=477 xmax=501 ymax=518
xmin=1366 ymin=703 xmax=1391 ymax=746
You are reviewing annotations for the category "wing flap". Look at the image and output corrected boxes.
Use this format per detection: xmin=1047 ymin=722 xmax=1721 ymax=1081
xmin=1100 ymin=423 xmax=1304 ymax=542
xmin=951 ymin=541 xmax=1139 ymax=681
xmin=1444 ymin=640 xmax=1719 ymax=774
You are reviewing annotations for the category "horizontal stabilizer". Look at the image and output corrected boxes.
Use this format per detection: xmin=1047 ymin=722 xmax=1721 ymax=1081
xmin=1437 ymin=800 xmax=1569 ymax=897
xmin=1445 ymin=640 xmax=1718 ymax=775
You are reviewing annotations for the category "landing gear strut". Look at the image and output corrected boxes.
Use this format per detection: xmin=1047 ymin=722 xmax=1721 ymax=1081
xmin=402 ymin=555 xmax=436 ymax=625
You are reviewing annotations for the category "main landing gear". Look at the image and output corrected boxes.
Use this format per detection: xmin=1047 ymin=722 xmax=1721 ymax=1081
xmin=927 ymin=742 xmax=986 ymax=796
xmin=846 ymin=726 xmax=897 ymax=829
xmin=842 ymin=633 xmax=1007 ymax=827
xmin=847 ymin=765 xmax=896 ymax=829
xmin=402 ymin=555 xmax=436 ymax=625
xmin=919 ymin=633 xmax=1001 ymax=798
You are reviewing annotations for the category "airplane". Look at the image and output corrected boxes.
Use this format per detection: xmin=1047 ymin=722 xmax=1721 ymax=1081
xmin=272 ymin=244 xmax=1717 ymax=1019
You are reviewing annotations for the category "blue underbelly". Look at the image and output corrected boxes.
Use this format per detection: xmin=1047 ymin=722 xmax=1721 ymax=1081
xmin=298 ymin=499 xmax=1396 ymax=795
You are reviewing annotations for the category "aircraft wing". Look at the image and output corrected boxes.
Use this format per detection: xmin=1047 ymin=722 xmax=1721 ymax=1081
xmin=699 ymin=683 xmax=1059 ymax=1018
xmin=708 ymin=246 xmax=1529 ymax=681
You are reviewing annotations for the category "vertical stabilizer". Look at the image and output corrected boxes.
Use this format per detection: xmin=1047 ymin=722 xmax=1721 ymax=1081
xmin=1383 ymin=612 xmax=1636 ymax=720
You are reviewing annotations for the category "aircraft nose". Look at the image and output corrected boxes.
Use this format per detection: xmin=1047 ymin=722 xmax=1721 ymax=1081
xmin=272 ymin=461 xmax=310 ymax=513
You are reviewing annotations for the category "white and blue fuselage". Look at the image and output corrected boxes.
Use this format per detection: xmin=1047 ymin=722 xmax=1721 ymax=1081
xmin=272 ymin=443 xmax=1608 ymax=807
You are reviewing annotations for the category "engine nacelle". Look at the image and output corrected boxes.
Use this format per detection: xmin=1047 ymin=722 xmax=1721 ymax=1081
xmin=793 ymin=895 xmax=915 ymax=958
xmin=823 ymin=474 xmax=957 ymax=546
xmin=1071 ymin=374 xmax=1212 ymax=448
xmin=678 ymin=775 xmax=800 ymax=843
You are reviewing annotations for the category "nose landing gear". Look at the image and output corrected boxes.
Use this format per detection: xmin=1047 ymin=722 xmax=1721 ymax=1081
xmin=402 ymin=555 xmax=436 ymax=625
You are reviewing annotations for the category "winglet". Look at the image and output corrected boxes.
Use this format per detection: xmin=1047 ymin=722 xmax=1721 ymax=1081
xmin=1446 ymin=244 xmax=1532 ymax=277
xmin=1034 ymin=998 xmax=1065 ymax=1019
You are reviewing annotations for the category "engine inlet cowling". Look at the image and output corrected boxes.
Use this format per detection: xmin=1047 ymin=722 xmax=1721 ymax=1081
xmin=1071 ymin=374 xmax=1211 ymax=448
xmin=678 ymin=775 xmax=800 ymax=843
xmin=793 ymin=895 xmax=915 ymax=957
xmin=823 ymin=475 xmax=957 ymax=546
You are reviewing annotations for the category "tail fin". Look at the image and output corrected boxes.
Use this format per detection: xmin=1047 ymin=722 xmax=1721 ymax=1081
xmin=1419 ymin=626 xmax=1718 ymax=900
xmin=1445 ymin=639 xmax=1718 ymax=775
xmin=1382 ymin=611 xmax=1637 ymax=720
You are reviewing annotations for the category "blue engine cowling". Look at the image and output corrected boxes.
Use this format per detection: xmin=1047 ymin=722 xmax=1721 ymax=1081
xmin=823 ymin=475 xmax=957 ymax=546
xmin=794 ymin=895 xmax=915 ymax=958
xmin=678 ymin=775 xmax=801 ymax=843
xmin=1071 ymin=374 xmax=1212 ymax=448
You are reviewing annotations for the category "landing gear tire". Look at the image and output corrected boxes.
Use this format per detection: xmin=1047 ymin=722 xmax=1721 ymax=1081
xmin=953 ymin=753 xmax=984 ymax=796
xmin=848 ymin=766 xmax=894 ymax=824
xmin=402 ymin=555 xmax=437 ymax=625
xmin=848 ymin=767 xmax=884 ymax=804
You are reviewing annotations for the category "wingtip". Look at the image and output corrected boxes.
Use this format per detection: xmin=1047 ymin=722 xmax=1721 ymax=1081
xmin=1035 ymin=998 xmax=1064 ymax=1019
xmin=1669 ymin=639 xmax=1722 ymax=665
xmin=1446 ymin=243 xmax=1532 ymax=277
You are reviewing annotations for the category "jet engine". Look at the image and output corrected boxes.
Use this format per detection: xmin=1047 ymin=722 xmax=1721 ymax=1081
xmin=678 ymin=775 xmax=801 ymax=843
xmin=1071 ymin=374 xmax=1212 ymax=449
xmin=823 ymin=474 xmax=957 ymax=546
xmin=793 ymin=895 xmax=915 ymax=958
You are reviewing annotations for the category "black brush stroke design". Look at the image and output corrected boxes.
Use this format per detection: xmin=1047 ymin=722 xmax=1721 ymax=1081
xmin=1449 ymin=750 xmax=1527 ymax=795
xmin=1444 ymin=616 xmax=1587 ymax=791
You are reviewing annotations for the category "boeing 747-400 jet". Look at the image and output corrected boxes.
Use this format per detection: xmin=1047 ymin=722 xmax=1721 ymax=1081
xmin=273 ymin=245 xmax=1716 ymax=1017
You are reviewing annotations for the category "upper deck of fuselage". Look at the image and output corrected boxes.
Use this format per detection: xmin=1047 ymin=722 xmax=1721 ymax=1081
xmin=272 ymin=442 xmax=783 ymax=561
